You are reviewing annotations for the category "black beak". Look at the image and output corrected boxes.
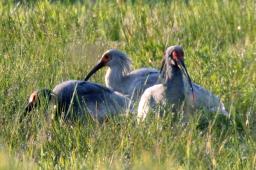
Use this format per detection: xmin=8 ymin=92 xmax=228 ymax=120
xmin=159 ymin=58 xmax=166 ymax=74
xmin=20 ymin=102 xmax=35 ymax=122
xmin=24 ymin=102 xmax=34 ymax=113
xmin=177 ymin=60 xmax=195 ymax=99
xmin=84 ymin=61 xmax=105 ymax=81
xmin=159 ymin=58 xmax=168 ymax=81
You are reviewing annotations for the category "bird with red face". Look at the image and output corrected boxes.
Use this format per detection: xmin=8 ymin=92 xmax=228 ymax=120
xmin=137 ymin=45 xmax=194 ymax=120
xmin=84 ymin=49 xmax=160 ymax=100
xmin=23 ymin=80 xmax=132 ymax=122
xmin=137 ymin=45 xmax=229 ymax=121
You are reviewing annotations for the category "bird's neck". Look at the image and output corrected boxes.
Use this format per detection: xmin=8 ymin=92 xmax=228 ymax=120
xmin=39 ymin=89 xmax=53 ymax=102
xmin=164 ymin=66 xmax=185 ymax=94
xmin=105 ymin=66 xmax=127 ymax=90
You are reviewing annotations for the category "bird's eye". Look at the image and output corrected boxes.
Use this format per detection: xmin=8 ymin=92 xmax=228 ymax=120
xmin=104 ymin=55 xmax=112 ymax=62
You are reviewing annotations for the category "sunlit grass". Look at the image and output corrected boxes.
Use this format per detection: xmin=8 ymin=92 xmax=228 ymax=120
xmin=0 ymin=0 xmax=255 ymax=169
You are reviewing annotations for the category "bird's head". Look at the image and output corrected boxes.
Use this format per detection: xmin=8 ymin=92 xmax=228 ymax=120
xmin=164 ymin=45 xmax=185 ymax=67
xmin=24 ymin=89 xmax=53 ymax=113
xmin=160 ymin=45 xmax=195 ymax=99
xmin=84 ymin=49 xmax=131 ymax=81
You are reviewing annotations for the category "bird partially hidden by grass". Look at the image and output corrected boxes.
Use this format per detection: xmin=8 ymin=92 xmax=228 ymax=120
xmin=84 ymin=48 xmax=229 ymax=120
xmin=137 ymin=45 xmax=229 ymax=122
xmin=23 ymin=80 xmax=132 ymax=123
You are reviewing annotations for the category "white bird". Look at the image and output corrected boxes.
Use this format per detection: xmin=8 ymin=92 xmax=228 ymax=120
xmin=24 ymin=80 xmax=132 ymax=122
xmin=84 ymin=49 xmax=160 ymax=100
xmin=138 ymin=45 xmax=229 ymax=121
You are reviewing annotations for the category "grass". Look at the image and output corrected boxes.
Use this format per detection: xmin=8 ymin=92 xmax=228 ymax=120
xmin=0 ymin=0 xmax=256 ymax=169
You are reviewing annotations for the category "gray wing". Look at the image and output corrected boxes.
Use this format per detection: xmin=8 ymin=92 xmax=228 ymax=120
xmin=128 ymin=68 xmax=160 ymax=99
xmin=53 ymin=80 xmax=131 ymax=121
xmin=74 ymin=81 xmax=131 ymax=119
xmin=129 ymin=68 xmax=159 ymax=76
xmin=191 ymin=83 xmax=229 ymax=116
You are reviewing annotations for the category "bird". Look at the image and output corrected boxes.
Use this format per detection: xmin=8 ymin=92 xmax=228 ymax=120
xmin=84 ymin=49 xmax=160 ymax=100
xmin=24 ymin=80 xmax=132 ymax=122
xmin=137 ymin=45 xmax=229 ymax=121
xmin=137 ymin=45 xmax=194 ymax=121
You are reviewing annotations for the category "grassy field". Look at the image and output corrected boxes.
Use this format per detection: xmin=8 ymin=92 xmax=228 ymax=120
xmin=0 ymin=0 xmax=255 ymax=169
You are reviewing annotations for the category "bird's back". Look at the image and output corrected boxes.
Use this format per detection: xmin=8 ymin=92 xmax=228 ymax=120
xmin=129 ymin=68 xmax=159 ymax=77
xmin=184 ymin=83 xmax=229 ymax=116
xmin=52 ymin=80 xmax=131 ymax=120
xmin=125 ymin=68 xmax=160 ymax=99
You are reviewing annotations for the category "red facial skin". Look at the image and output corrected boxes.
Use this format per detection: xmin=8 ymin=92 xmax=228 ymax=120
xmin=166 ymin=49 xmax=184 ymax=66
xmin=29 ymin=91 xmax=38 ymax=104
xmin=172 ymin=50 xmax=184 ymax=62
xmin=101 ymin=54 xmax=111 ymax=65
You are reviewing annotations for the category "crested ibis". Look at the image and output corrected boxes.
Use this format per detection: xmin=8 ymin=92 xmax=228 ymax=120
xmin=84 ymin=49 xmax=159 ymax=100
xmin=137 ymin=45 xmax=194 ymax=121
xmin=24 ymin=80 xmax=132 ymax=122
xmin=137 ymin=45 xmax=229 ymax=121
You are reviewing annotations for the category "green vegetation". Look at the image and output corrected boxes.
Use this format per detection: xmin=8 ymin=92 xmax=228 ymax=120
xmin=0 ymin=0 xmax=255 ymax=169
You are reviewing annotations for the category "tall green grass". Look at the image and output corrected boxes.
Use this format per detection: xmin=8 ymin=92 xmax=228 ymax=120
xmin=0 ymin=0 xmax=255 ymax=169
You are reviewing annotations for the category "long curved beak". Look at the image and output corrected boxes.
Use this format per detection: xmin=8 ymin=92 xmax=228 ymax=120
xmin=84 ymin=61 xmax=105 ymax=81
xmin=20 ymin=102 xmax=35 ymax=122
xmin=159 ymin=58 xmax=166 ymax=74
xmin=24 ymin=102 xmax=34 ymax=113
xmin=177 ymin=60 xmax=195 ymax=100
